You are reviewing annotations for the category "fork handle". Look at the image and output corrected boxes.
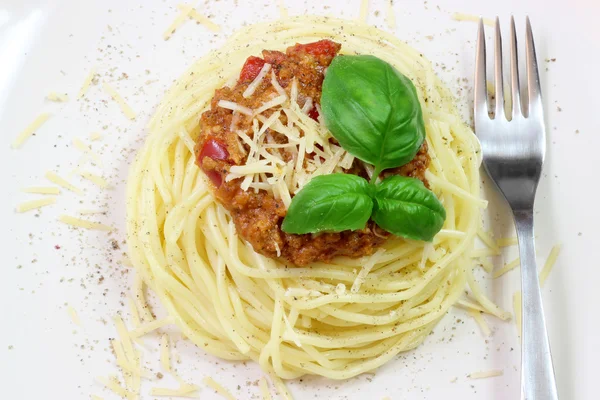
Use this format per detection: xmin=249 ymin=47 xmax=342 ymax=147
xmin=514 ymin=210 xmax=559 ymax=400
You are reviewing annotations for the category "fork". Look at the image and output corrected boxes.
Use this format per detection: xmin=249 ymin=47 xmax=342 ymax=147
xmin=474 ymin=16 xmax=558 ymax=400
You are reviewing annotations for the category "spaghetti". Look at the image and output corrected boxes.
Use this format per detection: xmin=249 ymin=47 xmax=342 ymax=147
xmin=126 ymin=16 xmax=488 ymax=380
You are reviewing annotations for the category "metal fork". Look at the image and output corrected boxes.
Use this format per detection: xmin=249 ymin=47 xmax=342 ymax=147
xmin=474 ymin=17 xmax=558 ymax=400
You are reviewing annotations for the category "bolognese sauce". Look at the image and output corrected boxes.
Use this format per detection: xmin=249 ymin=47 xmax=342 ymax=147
xmin=195 ymin=40 xmax=430 ymax=266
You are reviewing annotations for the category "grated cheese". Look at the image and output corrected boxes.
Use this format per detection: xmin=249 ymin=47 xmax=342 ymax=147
xmin=385 ymin=0 xmax=396 ymax=30
xmin=16 ymin=197 xmax=56 ymax=213
xmin=259 ymin=377 xmax=272 ymax=400
xmin=218 ymin=100 xmax=253 ymax=116
xmin=492 ymin=257 xmax=520 ymax=278
xmin=243 ymin=63 xmax=271 ymax=98
xmin=46 ymin=92 xmax=69 ymax=102
xmin=160 ymin=334 xmax=171 ymax=373
xmin=21 ymin=186 xmax=60 ymax=195
xmin=58 ymin=215 xmax=112 ymax=231
xmin=468 ymin=370 xmax=503 ymax=379
xmin=254 ymin=94 xmax=287 ymax=115
xmin=129 ymin=317 xmax=175 ymax=338
xmin=539 ymin=244 xmax=561 ymax=287
xmin=164 ymin=4 xmax=193 ymax=40
xmin=91 ymin=395 xmax=104 ymax=400
xmin=468 ymin=310 xmax=491 ymax=337
xmin=150 ymin=384 xmax=200 ymax=397
xmin=278 ymin=0 xmax=288 ymax=18
xmin=452 ymin=13 xmax=495 ymax=26
xmin=96 ymin=376 xmax=135 ymax=400
xmin=67 ymin=305 xmax=81 ymax=326
xmin=77 ymin=170 xmax=109 ymax=189
xmin=203 ymin=377 xmax=236 ymax=400
xmin=177 ymin=4 xmax=221 ymax=32
xmin=103 ymin=82 xmax=136 ymax=120
xmin=78 ymin=67 xmax=96 ymax=99
xmin=477 ymin=229 xmax=500 ymax=253
xmin=12 ymin=113 xmax=51 ymax=148
xmin=513 ymin=291 xmax=522 ymax=338
xmin=79 ymin=209 xmax=106 ymax=215
xmin=359 ymin=0 xmax=369 ymax=22
xmin=352 ymin=249 xmax=386 ymax=293
xmin=73 ymin=138 xmax=103 ymax=165
xmin=89 ymin=132 xmax=102 ymax=141
xmin=496 ymin=236 xmax=518 ymax=247
xmin=45 ymin=171 xmax=83 ymax=195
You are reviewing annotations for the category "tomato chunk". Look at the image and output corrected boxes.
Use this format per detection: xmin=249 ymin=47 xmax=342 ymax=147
xmin=308 ymin=106 xmax=319 ymax=121
xmin=288 ymin=39 xmax=341 ymax=57
xmin=198 ymin=139 xmax=230 ymax=186
xmin=239 ymin=56 xmax=266 ymax=82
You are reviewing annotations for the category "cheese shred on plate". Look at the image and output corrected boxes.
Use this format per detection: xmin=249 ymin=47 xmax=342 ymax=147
xmin=11 ymin=113 xmax=51 ymax=148
xmin=21 ymin=186 xmax=60 ymax=195
xmin=78 ymin=67 xmax=97 ymax=98
xmin=46 ymin=92 xmax=69 ymax=102
xmin=177 ymin=4 xmax=221 ymax=32
xmin=468 ymin=370 xmax=504 ymax=379
xmin=103 ymin=82 xmax=137 ymax=120
xmin=203 ymin=377 xmax=236 ymax=400
xmin=77 ymin=170 xmax=109 ymax=188
xmin=16 ymin=197 xmax=56 ymax=213
xmin=164 ymin=4 xmax=193 ymax=40
xmin=45 ymin=171 xmax=83 ymax=195
xmin=58 ymin=215 xmax=112 ymax=231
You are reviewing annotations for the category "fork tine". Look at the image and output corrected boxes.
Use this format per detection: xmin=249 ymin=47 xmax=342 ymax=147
xmin=509 ymin=16 xmax=522 ymax=118
xmin=525 ymin=17 xmax=542 ymax=118
xmin=474 ymin=18 xmax=488 ymax=122
xmin=494 ymin=17 xmax=505 ymax=119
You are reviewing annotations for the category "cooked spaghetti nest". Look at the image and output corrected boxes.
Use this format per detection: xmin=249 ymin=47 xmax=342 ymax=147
xmin=126 ymin=15 xmax=490 ymax=380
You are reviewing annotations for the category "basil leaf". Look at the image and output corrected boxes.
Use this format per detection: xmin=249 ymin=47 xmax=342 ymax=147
xmin=321 ymin=55 xmax=426 ymax=175
xmin=372 ymin=176 xmax=445 ymax=241
xmin=281 ymin=174 xmax=373 ymax=234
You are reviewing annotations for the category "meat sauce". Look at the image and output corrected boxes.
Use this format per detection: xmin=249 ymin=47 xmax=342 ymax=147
xmin=195 ymin=40 xmax=430 ymax=266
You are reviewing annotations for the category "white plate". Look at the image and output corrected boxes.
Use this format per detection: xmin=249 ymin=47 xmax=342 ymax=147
xmin=1 ymin=0 xmax=598 ymax=399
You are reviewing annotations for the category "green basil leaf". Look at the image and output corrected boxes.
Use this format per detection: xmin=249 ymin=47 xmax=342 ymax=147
xmin=372 ymin=176 xmax=445 ymax=241
xmin=281 ymin=174 xmax=373 ymax=234
xmin=321 ymin=55 xmax=426 ymax=175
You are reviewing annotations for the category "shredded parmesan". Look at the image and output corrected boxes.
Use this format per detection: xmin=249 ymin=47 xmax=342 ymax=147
xmin=243 ymin=63 xmax=272 ymax=98
xmin=468 ymin=370 xmax=503 ymax=379
xmin=477 ymin=229 xmax=500 ymax=253
xmin=151 ymin=384 xmax=200 ymax=397
xmin=539 ymin=244 xmax=561 ymax=287
xmin=103 ymin=82 xmax=136 ymax=120
xmin=277 ymin=0 xmax=288 ymax=18
xmin=58 ymin=215 xmax=112 ymax=231
xmin=73 ymin=138 xmax=102 ymax=165
xmin=16 ymin=197 xmax=56 ymax=213
xmin=89 ymin=132 xmax=102 ymax=141
xmin=164 ymin=4 xmax=193 ymax=40
xmin=359 ymin=0 xmax=369 ymax=22
xmin=259 ymin=377 xmax=272 ymax=400
xmin=492 ymin=257 xmax=520 ymax=278
xmin=12 ymin=113 xmax=51 ymax=148
xmin=96 ymin=376 xmax=135 ymax=400
xmin=496 ymin=236 xmax=518 ymax=247
xmin=67 ymin=305 xmax=81 ymax=326
xmin=78 ymin=68 xmax=96 ymax=99
xmin=21 ymin=186 xmax=60 ymax=195
xmin=218 ymin=100 xmax=253 ymax=116
xmin=91 ymin=395 xmax=104 ymax=400
xmin=46 ymin=92 xmax=69 ymax=102
xmin=177 ymin=4 xmax=221 ymax=32
xmin=45 ymin=171 xmax=83 ymax=195
xmin=452 ymin=13 xmax=495 ymax=26
xmin=352 ymin=249 xmax=386 ymax=293
xmin=385 ymin=0 xmax=396 ymax=30
xmin=203 ymin=377 xmax=236 ymax=400
xmin=468 ymin=310 xmax=491 ymax=337
xmin=129 ymin=317 xmax=175 ymax=338
xmin=254 ymin=95 xmax=287 ymax=115
xmin=513 ymin=291 xmax=522 ymax=338
xmin=77 ymin=170 xmax=109 ymax=189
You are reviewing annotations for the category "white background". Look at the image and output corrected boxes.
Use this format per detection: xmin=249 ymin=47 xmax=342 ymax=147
xmin=0 ymin=0 xmax=598 ymax=399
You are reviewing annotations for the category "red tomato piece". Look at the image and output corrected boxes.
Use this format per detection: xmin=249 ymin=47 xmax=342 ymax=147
xmin=308 ymin=106 xmax=319 ymax=121
xmin=198 ymin=139 xmax=230 ymax=186
xmin=288 ymin=39 xmax=340 ymax=57
xmin=239 ymin=56 xmax=266 ymax=82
